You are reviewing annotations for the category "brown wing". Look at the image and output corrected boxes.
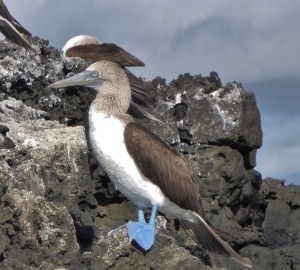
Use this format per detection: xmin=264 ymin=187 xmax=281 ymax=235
xmin=125 ymin=68 xmax=156 ymax=105
xmin=0 ymin=16 xmax=34 ymax=51
xmin=125 ymin=69 xmax=159 ymax=122
xmin=124 ymin=122 xmax=252 ymax=267
xmin=128 ymin=102 xmax=161 ymax=123
xmin=65 ymin=43 xmax=145 ymax=67
xmin=124 ymin=122 xmax=206 ymax=216
xmin=0 ymin=0 xmax=32 ymax=36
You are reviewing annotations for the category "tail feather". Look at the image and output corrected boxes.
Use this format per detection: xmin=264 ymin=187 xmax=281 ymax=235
xmin=206 ymin=220 xmax=234 ymax=242
xmin=180 ymin=213 xmax=252 ymax=268
xmin=159 ymin=200 xmax=252 ymax=267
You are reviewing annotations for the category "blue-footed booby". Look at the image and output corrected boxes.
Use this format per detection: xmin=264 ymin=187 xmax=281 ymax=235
xmin=48 ymin=60 xmax=252 ymax=268
xmin=0 ymin=0 xmax=34 ymax=51
xmin=62 ymin=35 xmax=159 ymax=122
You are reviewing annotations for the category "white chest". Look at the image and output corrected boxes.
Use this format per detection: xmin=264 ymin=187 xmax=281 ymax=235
xmin=88 ymin=109 xmax=165 ymax=207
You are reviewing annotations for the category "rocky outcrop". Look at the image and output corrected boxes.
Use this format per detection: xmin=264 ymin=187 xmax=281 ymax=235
xmin=0 ymin=38 xmax=299 ymax=269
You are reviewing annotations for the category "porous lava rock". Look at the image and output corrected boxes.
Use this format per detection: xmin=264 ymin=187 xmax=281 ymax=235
xmin=0 ymin=37 xmax=299 ymax=270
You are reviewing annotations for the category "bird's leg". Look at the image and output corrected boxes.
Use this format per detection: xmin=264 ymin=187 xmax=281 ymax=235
xmin=107 ymin=207 xmax=147 ymax=236
xmin=108 ymin=206 xmax=158 ymax=251
xmin=127 ymin=205 xmax=158 ymax=251
xmin=137 ymin=207 xmax=146 ymax=223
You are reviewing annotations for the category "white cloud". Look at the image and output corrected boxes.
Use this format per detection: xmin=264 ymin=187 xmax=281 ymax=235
xmin=6 ymin=0 xmax=300 ymax=83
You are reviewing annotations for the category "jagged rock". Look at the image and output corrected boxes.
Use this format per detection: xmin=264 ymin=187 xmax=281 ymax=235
xmin=0 ymin=96 xmax=49 ymax=122
xmin=2 ymin=119 xmax=89 ymax=206
xmin=0 ymin=37 xmax=91 ymax=126
xmin=260 ymin=179 xmax=300 ymax=247
xmin=0 ymin=37 xmax=298 ymax=270
xmin=233 ymin=179 xmax=300 ymax=269
xmin=0 ymin=159 xmax=79 ymax=269
xmin=0 ymin=70 xmax=89 ymax=268
xmin=143 ymin=74 xmax=262 ymax=163
xmin=142 ymin=75 xmax=264 ymax=251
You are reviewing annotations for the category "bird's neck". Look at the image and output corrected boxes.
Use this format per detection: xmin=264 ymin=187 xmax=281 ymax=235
xmin=91 ymin=83 xmax=131 ymax=116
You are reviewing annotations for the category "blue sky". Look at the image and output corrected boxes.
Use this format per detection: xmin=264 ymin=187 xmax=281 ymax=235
xmin=3 ymin=0 xmax=300 ymax=185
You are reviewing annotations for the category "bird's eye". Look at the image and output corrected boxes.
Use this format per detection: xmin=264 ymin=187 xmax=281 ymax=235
xmin=92 ymin=71 xmax=98 ymax=77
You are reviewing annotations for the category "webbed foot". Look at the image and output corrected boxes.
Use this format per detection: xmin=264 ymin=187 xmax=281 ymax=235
xmin=127 ymin=205 xmax=158 ymax=251
xmin=127 ymin=220 xmax=155 ymax=250
xmin=108 ymin=205 xmax=158 ymax=251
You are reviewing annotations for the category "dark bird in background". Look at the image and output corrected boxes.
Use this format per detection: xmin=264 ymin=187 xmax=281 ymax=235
xmin=0 ymin=0 xmax=34 ymax=51
xmin=62 ymin=35 xmax=159 ymax=122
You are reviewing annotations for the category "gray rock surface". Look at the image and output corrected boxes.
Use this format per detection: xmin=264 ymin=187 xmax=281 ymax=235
xmin=0 ymin=37 xmax=299 ymax=269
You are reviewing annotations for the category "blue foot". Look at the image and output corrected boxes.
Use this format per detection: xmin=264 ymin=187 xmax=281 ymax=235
xmin=127 ymin=205 xmax=158 ymax=251
xmin=127 ymin=221 xmax=155 ymax=250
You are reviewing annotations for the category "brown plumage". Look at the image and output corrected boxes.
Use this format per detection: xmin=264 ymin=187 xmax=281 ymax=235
xmin=124 ymin=122 xmax=252 ymax=267
xmin=0 ymin=0 xmax=34 ymax=51
xmin=65 ymin=43 xmax=145 ymax=67
xmin=63 ymin=35 xmax=158 ymax=122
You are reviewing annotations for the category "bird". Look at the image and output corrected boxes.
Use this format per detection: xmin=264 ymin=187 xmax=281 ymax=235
xmin=48 ymin=60 xmax=252 ymax=268
xmin=62 ymin=35 xmax=159 ymax=122
xmin=0 ymin=0 xmax=34 ymax=51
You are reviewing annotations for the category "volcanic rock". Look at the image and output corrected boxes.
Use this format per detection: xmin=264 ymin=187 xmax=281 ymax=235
xmin=0 ymin=37 xmax=299 ymax=270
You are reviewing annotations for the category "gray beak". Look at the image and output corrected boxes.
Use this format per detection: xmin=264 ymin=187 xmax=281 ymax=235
xmin=48 ymin=70 xmax=103 ymax=89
